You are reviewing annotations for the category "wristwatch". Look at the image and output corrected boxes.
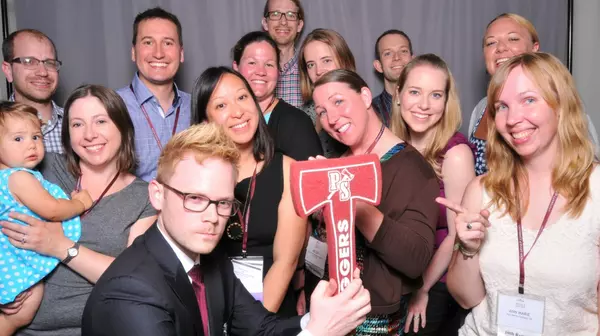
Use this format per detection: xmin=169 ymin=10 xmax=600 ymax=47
xmin=62 ymin=242 xmax=80 ymax=264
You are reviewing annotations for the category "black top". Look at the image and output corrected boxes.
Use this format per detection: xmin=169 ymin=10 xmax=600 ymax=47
xmin=221 ymin=152 xmax=296 ymax=317
xmin=267 ymin=100 xmax=323 ymax=161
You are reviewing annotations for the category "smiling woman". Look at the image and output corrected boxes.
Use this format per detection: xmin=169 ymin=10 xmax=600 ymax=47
xmin=2 ymin=84 xmax=157 ymax=336
xmin=311 ymin=69 xmax=440 ymax=335
xmin=232 ymin=31 xmax=322 ymax=162
xmin=191 ymin=67 xmax=308 ymax=317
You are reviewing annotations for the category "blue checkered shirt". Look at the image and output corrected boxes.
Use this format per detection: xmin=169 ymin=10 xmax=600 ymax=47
xmin=371 ymin=90 xmax=393 ymax=127
xmin=275 ymin=52 xmax=303 ymax=108
xmin=117 ymin=74 xmax=191 ymax=181
xmin=9 ymin=94 xmax=64 ymax=154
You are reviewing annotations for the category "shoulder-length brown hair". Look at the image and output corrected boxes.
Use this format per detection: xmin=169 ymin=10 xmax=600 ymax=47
xmin=390 ymin=54 xmax=462 ymax=179
xmin=483 ymin=52 xmax=595 ymax=220
xmin=62 ymin=84 xmax=137 ymax=177
xmin=298 ymin=28 xmax=356 ymax=103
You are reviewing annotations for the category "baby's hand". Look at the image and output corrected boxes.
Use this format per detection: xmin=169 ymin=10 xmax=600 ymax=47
xmin=71 ymin=190 xmax=94 ymax=211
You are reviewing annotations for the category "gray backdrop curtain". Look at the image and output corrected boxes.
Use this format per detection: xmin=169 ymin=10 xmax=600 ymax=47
xmin=13 ymin=0 xmax=568 ymax=134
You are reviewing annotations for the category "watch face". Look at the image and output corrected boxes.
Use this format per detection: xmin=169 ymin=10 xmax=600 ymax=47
xmin=68 ymin=248 xmax=78 ymax=257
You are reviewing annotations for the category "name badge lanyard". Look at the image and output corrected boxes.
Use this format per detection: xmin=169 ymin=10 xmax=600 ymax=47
xmin=516 ymin=192 xmax=558 ymax=294
xmin=75 ymin=172 xmax=120 ymax=217
xmin=238 ymin=165 xmax=258 ymax=258
xmin=129 ymin=84 xmax=180 ymax=150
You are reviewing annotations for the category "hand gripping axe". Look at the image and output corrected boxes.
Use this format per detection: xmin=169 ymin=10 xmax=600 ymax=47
xmin=290 ymin=154 xmax=382 ymax=293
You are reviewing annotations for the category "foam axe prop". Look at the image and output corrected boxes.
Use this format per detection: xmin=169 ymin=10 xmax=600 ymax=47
xmin=290 ymin=154 xmax=382 ymax=293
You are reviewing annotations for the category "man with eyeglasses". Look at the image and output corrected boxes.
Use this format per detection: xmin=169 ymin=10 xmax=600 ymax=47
xmin=117 ymin=7 xmax=191 ymax=182
xmin=261 ymin=0 xmax=305 ymax=108
xmin=82 ymin=123 xmax=371 ymax=336
xmin=1 ymin=29 xmax=64 ymax=153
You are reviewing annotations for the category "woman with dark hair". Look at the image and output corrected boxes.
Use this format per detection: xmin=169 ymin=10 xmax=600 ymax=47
xmin=192 ymin=67 xmax=307 ymax=317
xmin=311 ymin=69 xmax=439 ymax=335
xmin=232 ymin=31 xmax=322 ymax=161
xmin=1 ymin=84 xmax=157 ymax=336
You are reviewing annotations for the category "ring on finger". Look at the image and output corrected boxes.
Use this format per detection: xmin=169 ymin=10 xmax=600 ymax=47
xmin=414 ymin=314 xmax=420 ymax=320
xmin=466 ymin=222 xmax=473 ymax=230
xmin=21 ymin=234 xmax=26 ymax=244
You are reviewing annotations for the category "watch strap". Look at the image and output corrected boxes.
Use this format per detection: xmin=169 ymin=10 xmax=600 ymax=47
xmin=61 ymin=242 xmax=80 ymax=264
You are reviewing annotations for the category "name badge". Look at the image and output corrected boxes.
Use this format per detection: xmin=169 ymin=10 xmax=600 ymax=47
xmin=231 ymin=256 xmax=264 ymax=302
xmin=305 ymin=236 xmax=328 ymax=278
xmin=497 ymin=292 xmax=545 ymax=336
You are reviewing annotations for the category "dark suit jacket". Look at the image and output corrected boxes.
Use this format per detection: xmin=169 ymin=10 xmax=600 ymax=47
xmin=267 ymin=100 xmax=323 ymax=161
xmin=81 ymin=224 xmax=302 ymax=336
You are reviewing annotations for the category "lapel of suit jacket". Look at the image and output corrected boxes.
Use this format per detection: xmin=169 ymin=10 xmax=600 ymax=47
xmin=145 ymin=224 xmax=204 ymax=336
xmin=202 ymin=253 xmax=226 ymax=336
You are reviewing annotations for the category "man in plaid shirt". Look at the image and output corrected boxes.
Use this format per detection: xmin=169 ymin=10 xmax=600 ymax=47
xmin=2 ymin=29 xmax=64 ymax=153
xmin=261 ymin=0 xmax=304 ymax=108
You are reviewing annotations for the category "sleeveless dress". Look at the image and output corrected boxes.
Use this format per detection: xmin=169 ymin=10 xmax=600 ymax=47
xmin=460 ymin=167 xmax=600 ymax=335
xmin=0 ymin=167 xmax=81 ymax=304
xmin=221 ymin=152 xmax=296 ymax=317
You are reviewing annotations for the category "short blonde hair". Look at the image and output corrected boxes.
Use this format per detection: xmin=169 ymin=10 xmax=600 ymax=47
xmin=157 ymin=122 xmax=240 ymax=183
xmin=0 ymin=101 xmax=42 ymax=130
xmin=390 ymin=54 xmax=462 ymax=179
xmin=484 ymin=13 xmax=540 ymax=48
xmin=483 ymin=52 xmax=594 ymax=220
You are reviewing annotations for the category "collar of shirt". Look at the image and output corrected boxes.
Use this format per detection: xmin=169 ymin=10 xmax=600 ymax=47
xmin=132 ymin=72 xmax=182 ymax=109
xmin=157 ymin=223 xmax=199 ymax=282
xmin=280 ymin=50 xmax=299 ymax=75
xmin=380 ymin=89 xmax=392 ymax=105
xmin=8 ymin=93 xmax=63 ymax=122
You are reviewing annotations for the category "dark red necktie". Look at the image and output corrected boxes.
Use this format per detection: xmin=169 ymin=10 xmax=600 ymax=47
xmin=188 ymin=265 xmax=210 ymax=336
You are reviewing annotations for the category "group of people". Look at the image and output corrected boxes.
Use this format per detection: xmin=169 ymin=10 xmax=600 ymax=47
xmin=0 ymin=0 xmax=599 ymax=335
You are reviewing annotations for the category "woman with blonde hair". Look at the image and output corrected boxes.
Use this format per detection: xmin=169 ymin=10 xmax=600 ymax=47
xmin=390 ymin=54 xmax=475 ymax=335
xmin=468 ymin=12 xmax=598 ymax=175
xmin=440 ymin=52 xmax=600 ymax=335
xmin=298 ymin=28 xmax=356 ymax=158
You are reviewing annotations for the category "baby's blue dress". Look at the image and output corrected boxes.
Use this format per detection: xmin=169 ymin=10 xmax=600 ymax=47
xmin=0 ymin=168 xmax=81 ymax=304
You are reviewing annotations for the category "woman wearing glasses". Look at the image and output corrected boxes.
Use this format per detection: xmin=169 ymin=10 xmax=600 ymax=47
xmin=191 ymin=67 xmax=307 ymax=318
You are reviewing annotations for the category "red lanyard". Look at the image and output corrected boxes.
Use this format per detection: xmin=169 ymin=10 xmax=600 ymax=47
xmin=129 ymin=85 xmax=180 ymax=150
xmin=75 ymin=172 xmax=120 ymax=217
xmin=237 ymin=164 xmax=258 ymax=257
xmin=516 ymin=192 xmax=558 ymax=294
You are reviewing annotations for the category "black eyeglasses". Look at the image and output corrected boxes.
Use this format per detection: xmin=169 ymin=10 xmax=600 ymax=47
xmin=10 ymin=57 xmax=62 ymax=72
xmin=159 ymin=182 xmax=240 ymax=217
xmin=265 ymin=11 xmax=301 ymax=21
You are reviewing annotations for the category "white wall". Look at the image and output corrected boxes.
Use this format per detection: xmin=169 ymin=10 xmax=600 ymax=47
xmin=573 ymin=1 xmax=600 ymax=132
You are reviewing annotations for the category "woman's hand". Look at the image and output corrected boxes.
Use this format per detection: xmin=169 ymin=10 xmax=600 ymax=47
xmin=0 ymin=282 xmax=44 ymax=333
xmin=0 ymin=212 xmax=72 ymax=260
xmin=308 ymin=155 xmax=327 ymax=161
xmin=436 ymin=197 xmax=490 ymax=253
xmin=404 ymin=290 xmax=429 ymax=333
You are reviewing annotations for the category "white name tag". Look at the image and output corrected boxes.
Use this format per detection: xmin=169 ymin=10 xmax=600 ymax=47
xmin=231 ymin=256 xmax=264 ymax=302
xmin=497 ymin=292 xmax=545 ymax=336
xmin=305 ymin=236 xmax=328 ymax=278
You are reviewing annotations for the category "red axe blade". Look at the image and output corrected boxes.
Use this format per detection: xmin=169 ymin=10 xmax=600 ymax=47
xmin=290 ymin=154 xmax=382 ymax=293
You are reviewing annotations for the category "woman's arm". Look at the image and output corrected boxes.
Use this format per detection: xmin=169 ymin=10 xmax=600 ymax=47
xmin=0 ymin=213 xmax=156 ymax=284
xmin=262 ymin=156 xmax=308 ymax=312
xmin=418 ymin=145 xmax=475 ymax=293
xmin=445 ymin=176 xmax=487 ymax=309
xmin=355 ymin=155 xmax=440 ymax=279
xmin=9 ymin=171 xmax=89 ymax=221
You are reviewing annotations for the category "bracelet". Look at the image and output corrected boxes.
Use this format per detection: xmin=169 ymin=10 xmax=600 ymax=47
xmin=455 ymin=243 xmax=479 ymax=259
xmin=294 ymin=286 xmax=305 ymax=296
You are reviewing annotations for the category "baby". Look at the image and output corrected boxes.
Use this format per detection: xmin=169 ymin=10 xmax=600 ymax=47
xmin=0 ymin=101 xmax=92 ymax=334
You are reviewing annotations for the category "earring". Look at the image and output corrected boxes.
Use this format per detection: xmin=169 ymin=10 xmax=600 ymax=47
xmin=396 ymin=100 xmax=400 ymax=106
